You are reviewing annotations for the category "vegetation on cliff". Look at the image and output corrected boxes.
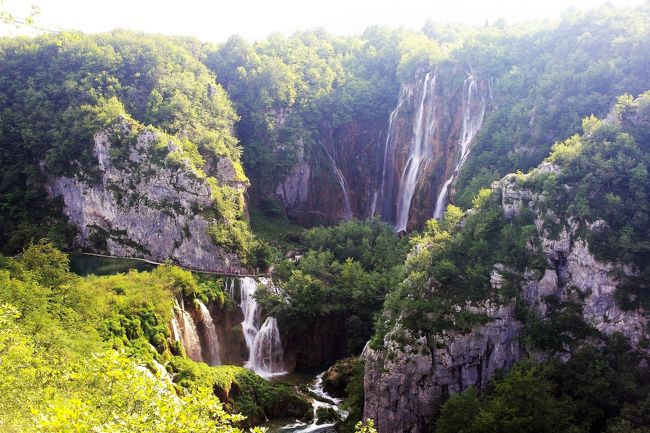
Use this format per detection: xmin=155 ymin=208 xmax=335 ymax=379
xmin=371 ymin=92 xmax=650 ymax=432
xmin=0 ymin=31 xmax=254 ymax=260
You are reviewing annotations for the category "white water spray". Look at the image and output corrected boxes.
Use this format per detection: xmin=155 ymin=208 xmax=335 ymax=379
xmin=394 ymin=72 xmax=437 ymax=232
xmin=237 ymin=277 xmax=287 ymax=377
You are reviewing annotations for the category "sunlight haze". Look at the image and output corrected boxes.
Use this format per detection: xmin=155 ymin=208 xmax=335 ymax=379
xmin=4 ymin=0 xmax=647 ymax=40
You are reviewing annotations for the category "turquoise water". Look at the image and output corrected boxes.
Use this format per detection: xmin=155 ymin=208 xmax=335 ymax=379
xmin=68 ymin=253 xmax=156 ymax=276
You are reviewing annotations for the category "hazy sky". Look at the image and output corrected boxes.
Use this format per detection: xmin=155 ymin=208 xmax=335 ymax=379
xmin=3 ymin=0 xmax=647 ymax=41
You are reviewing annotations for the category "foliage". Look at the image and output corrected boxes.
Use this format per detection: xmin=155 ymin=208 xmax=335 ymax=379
xmin=354 ymin=419 xmax=378 ymax=433
xmin=168 ymin=360 xmax=311 ymax=426
xmin=256 ymin=219 xmax=408 ymax=358
xmin=455 ymin=4 xmax=650 ymax=207
xmin=436 ymin=338 xmax=650 ymax=433
xmin=545 ymin=92 xmax=650 ymax=308
xmin=436 ymin=362 xmax=578 ymax=433
xmin=0 ymin=242 xmax=265 ymax=432
xmin=376 ymin=201 xmax=543 ymax=351
xmin=0 ymin=30 xmax=252 ymax=257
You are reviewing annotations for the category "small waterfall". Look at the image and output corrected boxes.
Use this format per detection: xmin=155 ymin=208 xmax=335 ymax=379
xmin=433 ymin=72 xmax=486 ymax=219
xmin=322 ymin=122 xmax=353 ymax=221
xmin=198 ymin=301 xmax=222 ymax=365
xmin=177 ymin=301 xmax=203 ymax=362
xmin=272 ymin=372 xmax=347 ymax=432
xmin=394 ymin=72 xmax=437 ymax=232
xmin=246 ymin=317 xmax=285 ymax=375
xmin=237 ymin=277 xmax=286 ymax=377
xmin=239 ymin=277 xmax=262 ymax=355
xmin=170 ymin=316 xmax=182 ymax=342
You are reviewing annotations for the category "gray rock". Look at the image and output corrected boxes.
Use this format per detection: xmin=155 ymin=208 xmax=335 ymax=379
xmin=48 ymin=120 xmax=244 ymax=271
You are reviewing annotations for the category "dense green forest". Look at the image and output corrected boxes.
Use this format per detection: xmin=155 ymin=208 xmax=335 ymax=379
xmin=1 ymin=2 xmax=650 ymax=433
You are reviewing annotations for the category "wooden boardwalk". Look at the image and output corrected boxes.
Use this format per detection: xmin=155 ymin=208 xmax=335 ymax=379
xmin=76 ymin=252 xmax=269 ymax=278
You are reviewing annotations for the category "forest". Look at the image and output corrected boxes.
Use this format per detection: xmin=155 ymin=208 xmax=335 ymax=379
xmin=1 ymin=2 xmax=649 ymax=433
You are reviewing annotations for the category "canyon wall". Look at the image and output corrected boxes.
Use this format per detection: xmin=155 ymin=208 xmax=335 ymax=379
xmin=362 ymin=162 xmax=649 ymax=433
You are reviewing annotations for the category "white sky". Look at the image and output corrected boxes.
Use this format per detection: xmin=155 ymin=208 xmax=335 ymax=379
xmin=2 ymin=0 xmax=647 ymax=42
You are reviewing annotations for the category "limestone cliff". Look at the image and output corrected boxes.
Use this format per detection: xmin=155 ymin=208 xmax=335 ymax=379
xmin=363 ymin=163 xmax=649 ymax=433
xmin=48 ymin=118 xmax=246 ymax=271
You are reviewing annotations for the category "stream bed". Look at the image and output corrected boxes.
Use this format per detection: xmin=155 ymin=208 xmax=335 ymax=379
xmin=265 ymin=372 xmax=347 ymax=433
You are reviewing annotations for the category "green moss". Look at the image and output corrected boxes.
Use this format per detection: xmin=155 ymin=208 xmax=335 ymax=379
xmin=168 ymin=361 xmax=311 ymax=426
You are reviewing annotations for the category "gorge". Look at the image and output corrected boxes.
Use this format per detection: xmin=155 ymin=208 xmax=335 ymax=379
xmin=1 ymin=4 xmax=650 ymax=433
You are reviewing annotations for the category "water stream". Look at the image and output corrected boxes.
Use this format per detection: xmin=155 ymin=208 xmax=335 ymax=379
xmin=268 ymin=372 xmax=347 ymax=433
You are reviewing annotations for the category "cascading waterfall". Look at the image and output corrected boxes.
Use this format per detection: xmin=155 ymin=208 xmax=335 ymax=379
xmin=197 ymin=301 xmax=222 ymax=365
xmin=433 ymin=73 xmax=486 ymax=219
xmin=246 ymin=317 xmax=285 ymax=375
xmin=239 ymin=277 xmax=262 ymax=355
xmin=169 ymin=277 xmax=286 ymax=375
xmin=176 ymin=300 xmax=203 ymax=362
xmin=394 ymin=72 xmax=437 ymax=232
xmin=322 ymin=122 xmax=353 ymax=221
xmin=238 ymin=277 xmax=286 ymax=377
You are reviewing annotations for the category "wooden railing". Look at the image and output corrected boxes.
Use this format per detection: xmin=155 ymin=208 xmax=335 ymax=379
xmin=75 ymin=252 xmax=270 ymax=278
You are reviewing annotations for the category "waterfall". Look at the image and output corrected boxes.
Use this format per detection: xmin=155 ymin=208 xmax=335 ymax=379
xmin=177 ymin=302 xmax=203 ymax=362
xmin=197 ymin=301 xmax=221 ymax=365
xmin=322 ymin=122 xmax=353 ymax=221
xmin=237 ymin=277 xmax=286 ymax=377
xmin=239 ymin=277 xmax=262 ymax=355
xmin=246 ymin=317 xmax=285 ymax=375
xmin=433 ymin=73 xmax=486 ymax=219
xmin=170 ymin=316 xmax=182 ymax=342
xmin=394 ymin=72 xmax=437 ymax=232
xmin=376 ymin=82 xmax=412 ymax=222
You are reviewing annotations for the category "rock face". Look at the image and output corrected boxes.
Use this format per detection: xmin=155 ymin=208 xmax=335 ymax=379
xmin=363 ymin=303 xmax=522 ymax=433
xmin=273 ymin=119 xmax=386 ymax=227
xmin=363 ymin=166 xmax=649 ymax=433
xmin=48 ymin=119 xmax=245 ymax=271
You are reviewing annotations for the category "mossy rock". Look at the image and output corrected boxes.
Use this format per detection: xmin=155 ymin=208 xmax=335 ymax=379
xmin=167 ymin=360 xmax=311 ymax=426
xmin=322 ymin=357 xmax=358 ymax=398
xmin=316 ymin=406 xmax=340 ymax=424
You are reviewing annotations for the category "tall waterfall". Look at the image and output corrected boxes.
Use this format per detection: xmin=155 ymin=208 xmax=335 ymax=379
xmin=197 ymin=301 xmax=221 ymax=365
xmin=238 ymin=277 xmax=286 ymax=377
xmin=375 ymin=68 xmax=488 ymax=230
xmin=394 ymin=72 xmax=437 ymax=232
xmin=239 ymin=277 xmax=262 ymax=355
xmin=322 ymin=122 xmax=353 ymax=221
xmin=433 ymin=73 xmax=486 ymax=219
